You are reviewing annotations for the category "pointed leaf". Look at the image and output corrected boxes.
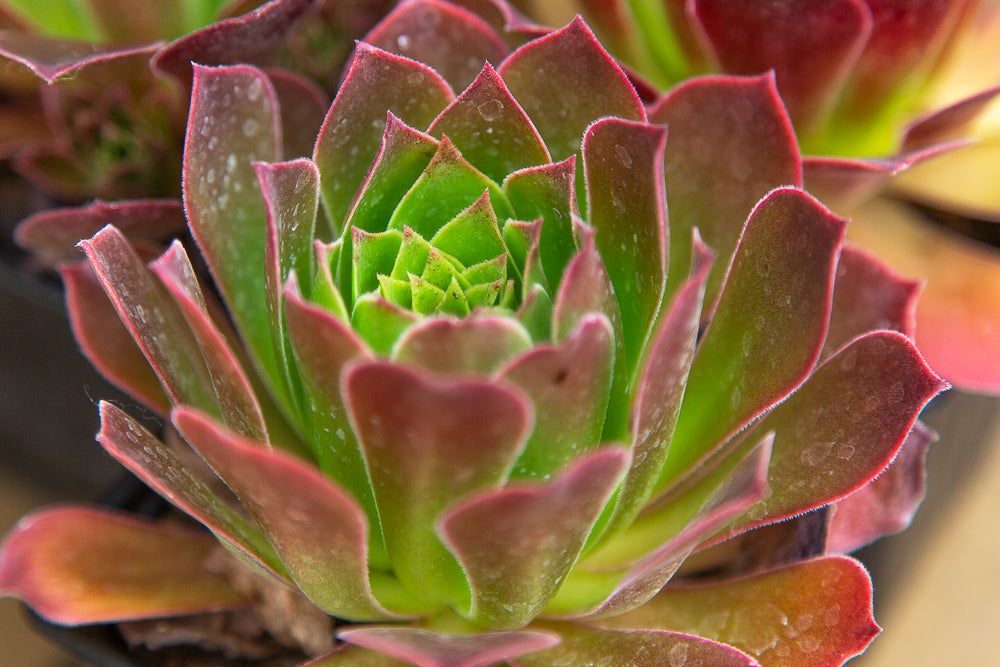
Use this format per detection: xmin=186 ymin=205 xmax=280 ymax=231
xmin=441 ymin=447 xmax=629 ymax=628
xmin=314 ymin=43 xmax=453 ymax=232
xmin=720 ymin=332 xmax=946 ymax=542
xmin=0 ymin=32 xmax=160 ymax=82
xmin=690 ymin=0 xmax=872 ymax=135
xmin=79 ymin=225 xmax=218 ymax=413
xmin=0 ymin=507 xmax=246 ymax=625
xmin=521 ymin=624 xmax=757 ymax=667
xmin=337 ymin=627 xmax=559 ymax=667
xmin=661 ymin=189 xmax=846 ymax=490
xmin=428 ymin=63 xmax=549 ymax=183
xmin=183 ymin=64 xmax=287 ymax=409
xmin=650 ymin=73 xmax=801 ymax=303
xmin=498 ymin=17 xmax=645 ymax=162
xmin=583 ymin=117 xmax=667 ymax=363
xmin=364 ymin=0 xmax=510 ymax=92
xmin=827 ymin=421 xmax=936 ymax=553
xmin=151 ymin=241 xmax=268 ymax=442
xmin=344 ymin=362 xmax=533 ymax=608
xmin=172 ymin=406 xmax=412 ymax=621
xmin=499 ymin=314 xmax=615 ymax=480
xmin=16 ymin=199 xmax=186 ymax=268
xmin=394 ymin=315 xmax=533 ymax=375
xmin=351 ymin=294 xmax=420 ymax=355
xmin=61 ymin=262 xmax=171 ymax=415
xmin=602 ymin=556 xmax=880 ymax=666
xmin=97 ymin=402 xmax=285 ymax=578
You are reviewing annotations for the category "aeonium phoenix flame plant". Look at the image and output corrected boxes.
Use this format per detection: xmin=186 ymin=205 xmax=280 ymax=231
xmin=0 ymin=4 xmax=946 ymax=666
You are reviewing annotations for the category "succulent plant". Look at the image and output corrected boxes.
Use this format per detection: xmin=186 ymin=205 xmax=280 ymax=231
xmin=1 ymin=2 xmax=946 ymax=665
xmin=514 ymin=0 xmax=1000 ymax=394
xmin=0 ymin=0 xmax=391 ymax=200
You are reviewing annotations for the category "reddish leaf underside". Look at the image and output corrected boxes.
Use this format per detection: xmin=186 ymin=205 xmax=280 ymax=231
xmin=337 ymin=626 xmax=560 ymax=667
xmin=0 ymin=507 xmax=246 ymax=625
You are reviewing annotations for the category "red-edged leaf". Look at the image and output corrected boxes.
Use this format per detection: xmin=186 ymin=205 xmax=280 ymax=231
xmin=0 ymin=32 xmax=160 ymax=83
xmin=0 ymin=507 xmax=245 ymax=625
xmin=661 ymin=188 xmax=846 ymax=490
xmin=826 ymin=421 xmax=936 ymax=553
xmin=823 ymin=243 xmax=919 ymax=360
xmin=344 ymin=362 xmax=532 ymax=609
xmin=267 ymin=68 xmax=330 ymax=160
xmin=499 ymin=313 xmax=615 ymax=480
xmin=16 ymin=199 xmax=186 ymax=268
xmin=521 ymin=624 xmax=757 ymax=667
xmin=365 ymin=0 xmax=510 ymax=91
xmin=183 ymin=64 xmax=286 ymax=408
xmin=61 ymin=262 xmax=171 ymax=414
xmin=903 ymin=84 xmax=1000 ymax=151
xmin=498 ymin=17 xmax=645 ymax=162
xmin=441 ymin=447 xmax=629 ymax=628
xmin=337 ymin=626 xmax=560 ymax=667
xmin=602 ymin=556 xmax=880 ymax=666
xmin=564 ymin=434 xmax=771 ymax=619
xmin=79 ymin=225 xmax=218 ymax=413
xmin=428 ymin=63 xmax=549 ymax=184
xmin=690 ymin=0 xmax=872 ymax=134
xmin=582 ymin=117 xmax=667 ymax=364
xmin=394 ymin=315 xmax=532 ymax=375
xmin=314 ymin=43 xmax=453 ymax=233
xmin=97 ymin=402 xmax=285 ymax=578
xmin=720 ymin=331 xmax=946 ymax=542
xmin=609 ymin=234 xmax=712 ymax=533
xmin=152 ymin=0 xmax=315 ymax=83
xmin=650 ymin=73 xmax=801 ymax=303
xmin=172 ymin=406 xmax=414 ymax=620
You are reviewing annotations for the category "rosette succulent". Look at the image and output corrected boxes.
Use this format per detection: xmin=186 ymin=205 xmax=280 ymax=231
xmin=516 ymin=0 xmax=1000 ymax=393
xmin=1 ymin=2 xmax=946 ymax=666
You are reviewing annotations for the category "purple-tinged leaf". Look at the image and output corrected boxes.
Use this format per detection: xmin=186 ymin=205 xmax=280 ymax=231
xmin=823 ymin=243 xmax=919 ymax=360
xmin=720 ymin=332 xmax=946 ymax=542
xmin=552 ymin=224 xmax=627 ymax=438
xmin=344 ymin=362 xmax=532 ymax=608
xmin=428 ymin=63 xmax=549 ymax=184
xmin=0 ymin=32 xmax=160 ymax=83
xmin=283 ymin=283 xmax=379 ymax=532
xmin=172 ymin=406 xmax=414 ymax=621
xmin=79 ymin=225 xmax=219 ymax=413
xmin=827 ymin=421 xmax=935 ymax=553
xmin=603 ymin=556 xmax=879 ymax=666
xmin=267 ymin=68 xmax=330 ymax=160
xmin=661 ymin=188 xmax=846 ymax=491
xmin=650 ymin=73 xmax=801 ymax=303
xmin=183 ymin=64 xmax=286 ymax=409
xmin=152 ymin=0 xmax=315 ymax=83
xmin=337 ymin=626 xmax=560 ymax=667
xmin=502 ymin=157 xmax=579 ymax=287
xmin=441 ymin=447 xmax=629 ymax=628
xmin=305 ymin=644 xmax=409 ymax=667
xmin=314 ymin=43 xmax=454 ymax=233
xmin=498 ymin=17 xmax=645 ymax=162
xmin=365 ymin=0 xmax=510 ymax=92
xmin=149 ymin=241 xmax=268 ymax=442
xmin=61 ymin=262 xmax=171 ymax=415
xmin=97 ymin=402 xmax=285 ymax=578
xmin=690 ymin=0 xmax=871 ymax=134
xmin=388 ymin=137 xmax=512 ymax=239
xmin=499 ymin=313 xmax=614 ymax=480
xmin=903 ymin=84 xmax=1000 ymax=151
xmin=583 ymin=117 xmax=667 ymax=363
xmin=563 ymin=434 xmax=770 ymax=619
xmin=16 ymin=199 xmax=186 ymax=268
xmin=609 ymin=235 xmax=712 ymax=534
xmin=394 ymin=315 xmax=532 ymax=375
xmin=521 ymin=624 xmax=757 ymax=667
xmin=0 ymin=507 xmax=246 ymax=625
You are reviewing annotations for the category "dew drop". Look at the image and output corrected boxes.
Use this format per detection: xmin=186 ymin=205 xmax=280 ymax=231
xmin=796 ymin=635 xmax=821 ymax=654
xmin=242 ymin=118 xmax=259 ymax=137
xmin=615 ymin=144 xmax=632 ymax=168
xmin=835 ymin=444 xmax=855 ymax=461
xmin=246 ymin=78 xmax=264 ymax=102
xmin=668 ymin=642 xmax=688 ymax=667
xmin=477 ymin=98 xmax=504 ymax=122
xmin=396 ymin=33 xmax=411 ymax=50
xmin=205 ymin=168 xmax=215 ymax=184
xmin=801 ymin=441 xmax=833 ymax=466
xmin=226 ymin=153 xmax=238 ymax=174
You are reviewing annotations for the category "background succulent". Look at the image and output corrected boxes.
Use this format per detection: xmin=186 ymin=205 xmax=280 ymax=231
xmin=1 ymin=2 xmax=946 ymax=666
